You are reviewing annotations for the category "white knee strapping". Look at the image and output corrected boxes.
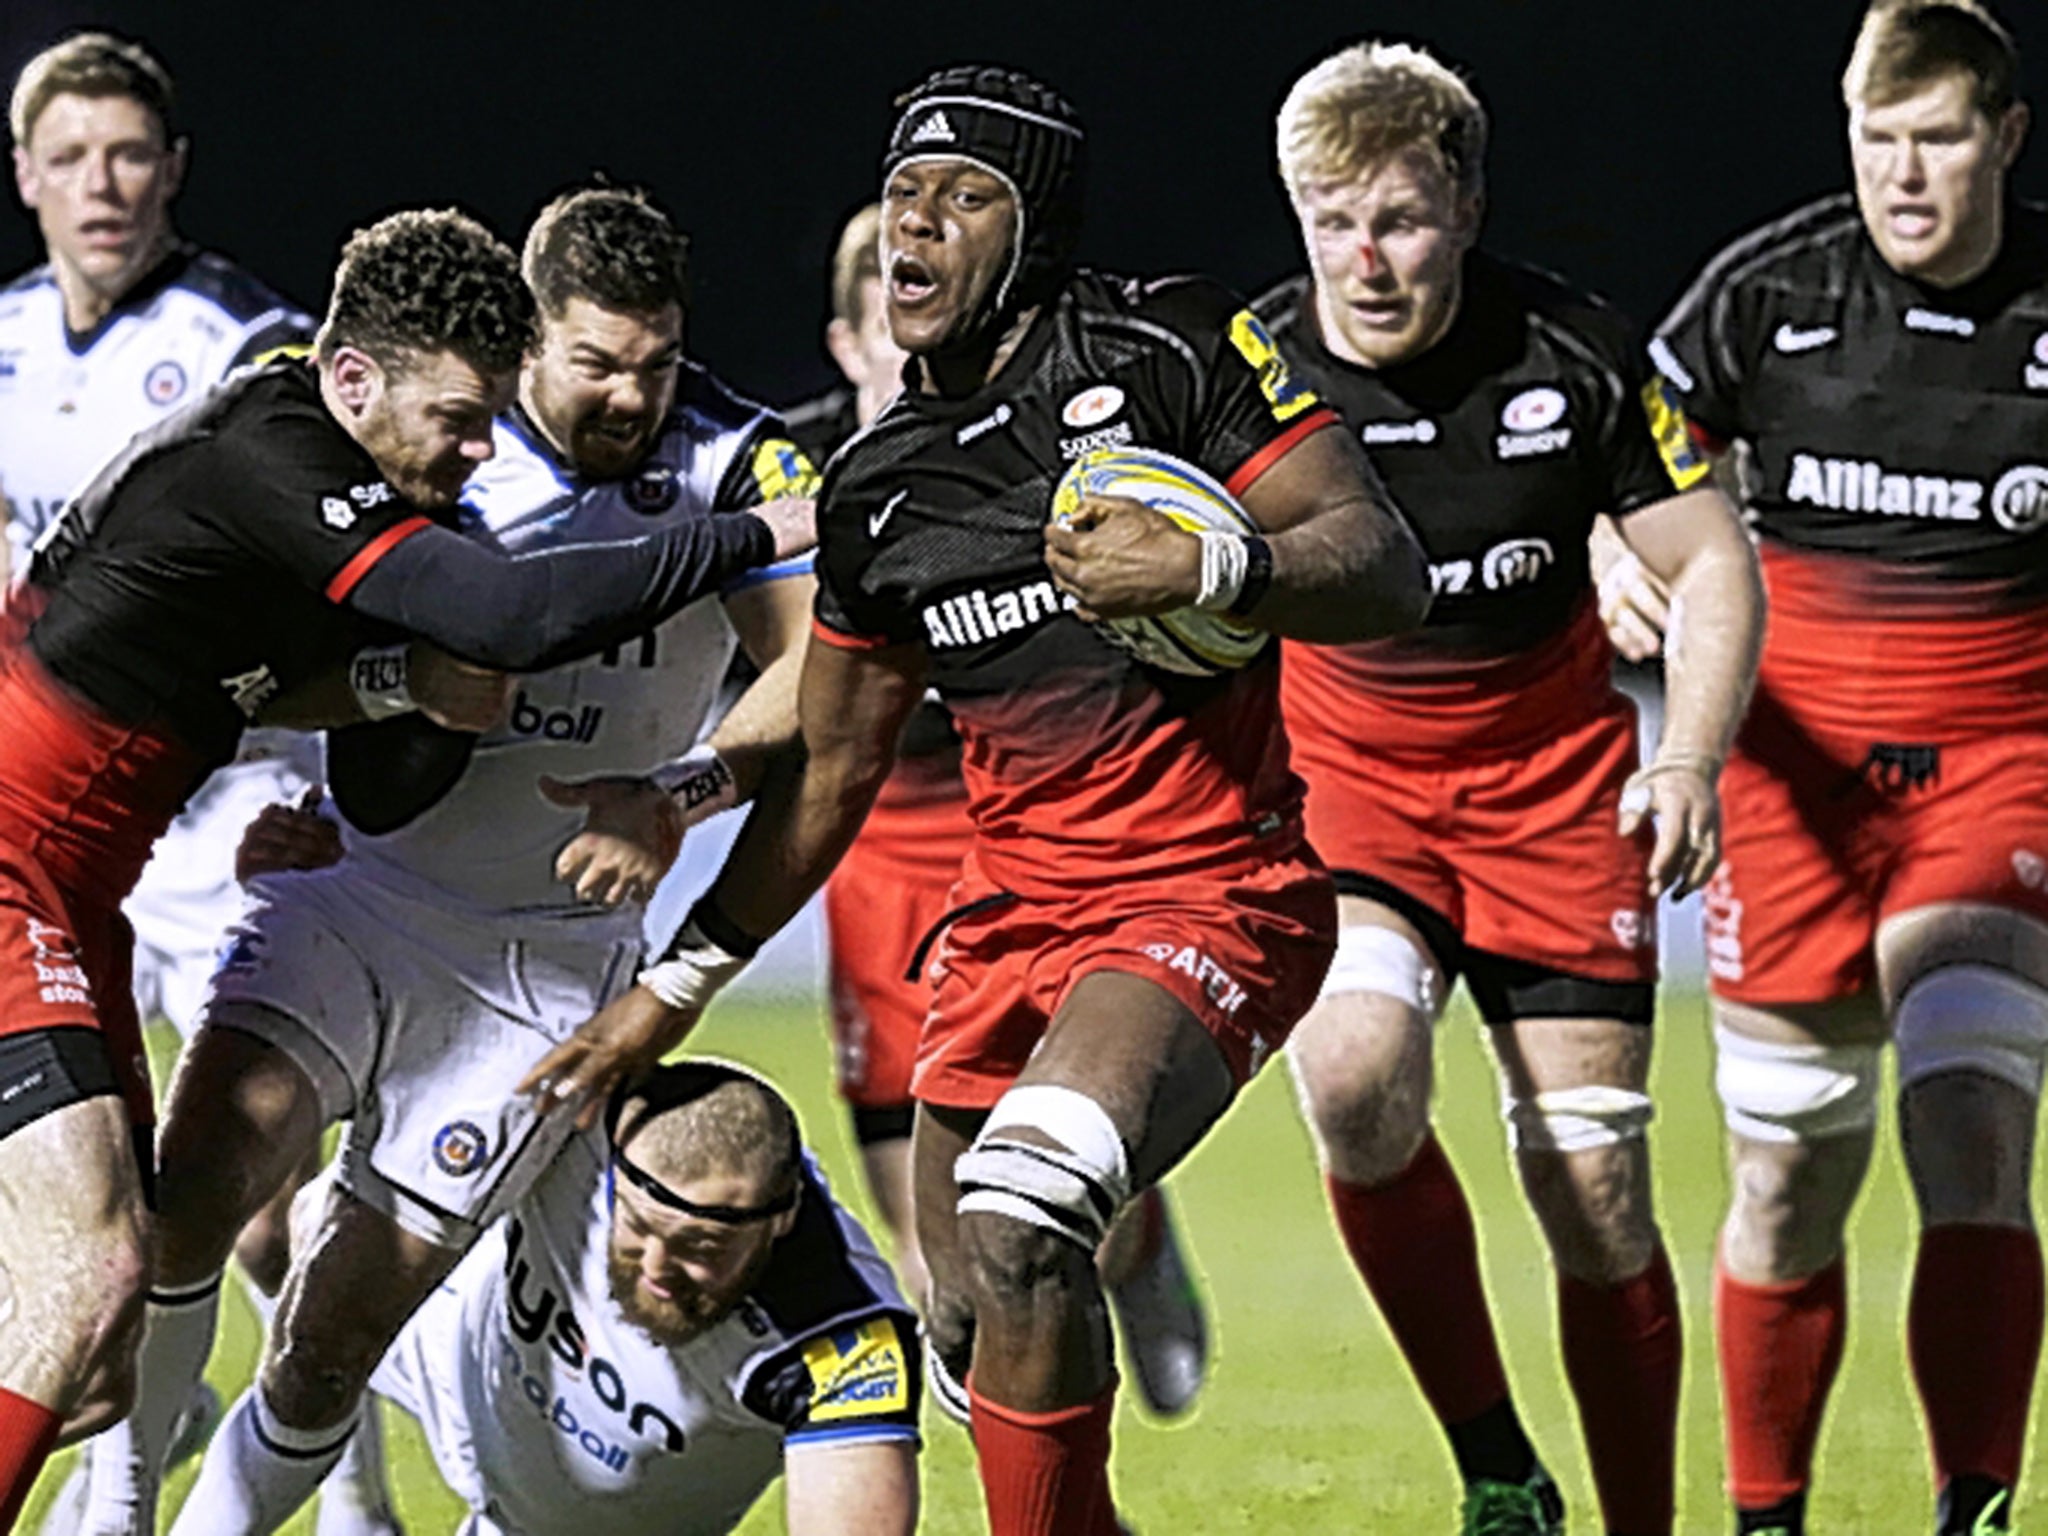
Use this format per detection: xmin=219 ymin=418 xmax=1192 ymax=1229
xmin=1502 ymin=1085 xmax=1655 ymax=1153
xmin=1319 ymin=925 xmax=1443 ymax=1017
xmin=955 ymin=1084 xmax=1132 ymax=1252
xmin=1713 ymin=1022 xmax=1881 ymax=1144
xmin=1894 ymin=963 xmax=2048 ymax=1099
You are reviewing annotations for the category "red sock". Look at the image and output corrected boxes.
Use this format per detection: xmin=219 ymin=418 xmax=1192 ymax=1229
xmin=1558 ymin=1246 xmax=1682 ymax=1534
xmin=969 ymin=1379 xmax=1120 ymax=1536
xmin=1326 ymin=1135 xmax=1511 ymax=1426
xmin=0 ymin=1386 xmax=61 ymax=1530
xmin=1715 ymin=1257 xmax=1846 ymax=1508
xmin=1909 ymin=1223 xmax=2044 ymax=1488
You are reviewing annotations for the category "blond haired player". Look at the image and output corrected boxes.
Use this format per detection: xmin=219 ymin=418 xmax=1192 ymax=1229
xmin=1259 ymin=41 xmax=1761 ymax=1536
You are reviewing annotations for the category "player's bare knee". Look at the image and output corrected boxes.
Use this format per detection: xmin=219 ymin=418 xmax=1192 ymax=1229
xmin=954 ymin=1083 xmax=1130 ymax=1318
xmin=1893 ymin=963 xmax=2048 ymax=1223
xmin=264 ymin=1314 xmax=380 ymax=1431
xmin=1505 ymin=1085 xmax=1659 ymax=1282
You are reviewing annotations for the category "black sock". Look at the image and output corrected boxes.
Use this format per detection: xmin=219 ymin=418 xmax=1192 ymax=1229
xmin=1735 ymin=1492 xmax=1805 ymax=1535
xmin=1938 ymin=1475 xmax=2014 ymax=1534
xmin=1445 ymin=1398 xmax=1537 ymax=1486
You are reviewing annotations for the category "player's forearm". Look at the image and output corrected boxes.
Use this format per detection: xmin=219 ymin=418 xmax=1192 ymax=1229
xmin=347 ymin=514 xmax=777 ymax=672
xmin=785 ymin=1443 xmax=919 ymax=1536
xmin=706 ymin=642 xmax=804 ymax=804
xmin=1247 ymin=490 xmax=1431 ymax=642
xmin=708 ymin=736 xmax=893 ymax=940
xmin=1656 ymin=529 xmax=1763 ymax=771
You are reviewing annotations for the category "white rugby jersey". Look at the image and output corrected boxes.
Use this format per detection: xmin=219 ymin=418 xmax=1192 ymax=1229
xmin=378 ymin=1134 xmax=919 ymax=1536
xmin=335 ymin=362 xmax=817 ymax=917
xmin=0 ymin=246 xmax=311 ymax=563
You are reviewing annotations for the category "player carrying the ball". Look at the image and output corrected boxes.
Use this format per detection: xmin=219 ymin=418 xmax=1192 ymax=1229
xmin=521 ymin=63 xmax=1430 ymax=1535
xmin=1257 ymin=41 xmax=1763 ymax=1536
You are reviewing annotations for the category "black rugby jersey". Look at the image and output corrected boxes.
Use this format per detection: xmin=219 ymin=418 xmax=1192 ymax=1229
xmin=1261 ymin=253 xmax=1697 ymax=661
xmin=1655 ymin=194 xmax=2048 ymax=600
xmin=812 ymin=270 xmax=1336 ymax=896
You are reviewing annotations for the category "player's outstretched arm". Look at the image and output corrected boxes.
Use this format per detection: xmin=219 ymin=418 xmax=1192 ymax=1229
xmin=520 ymin=635 xmax=925 ymax=1123
xmin=784 ymin=1440 xmax=919 ymax=1536
xmin=344 ymin=498 xmax=815 ymax=673
xmin=1613 ymin=482 xmax=1764 ymax=898
xmin=539 ymin=574 xmax=818 ymax=908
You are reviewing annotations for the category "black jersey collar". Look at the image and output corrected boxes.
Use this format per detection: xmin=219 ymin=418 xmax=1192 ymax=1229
xmin=62 ymin=241 xmax=197 ymax=357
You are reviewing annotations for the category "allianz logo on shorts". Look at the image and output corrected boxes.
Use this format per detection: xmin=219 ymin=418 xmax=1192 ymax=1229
xmin=1139 ymin=941 xmax=1247 ymax=1015
xmin=1784 ymin=452 xmax=2048 ymax=533
xmin=1702 ymin=865 xmax=1743 ymax=983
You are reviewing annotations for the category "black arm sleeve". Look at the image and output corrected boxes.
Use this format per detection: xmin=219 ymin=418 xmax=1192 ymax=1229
xmin=344 ymin=510 xmax=777 ymax=671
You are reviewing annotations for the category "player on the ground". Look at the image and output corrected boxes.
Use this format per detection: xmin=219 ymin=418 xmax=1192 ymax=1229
xmin=362 ymin=1058 xmax=919 ymax=1536
xmin=786 ymin=201 xmax=1211 ymax=1417
xmin=521 ymin=65 xmax=1432 ymax=1534
xmin=0 ymin=203 xmax=810 ymax=1528
xmin=0 ymin=36 xmax=393 ymax=1530
xmin=1642 ymin=4 xmax=2042 ymax=1532
xmin=87 ymin=185 xmax=820 ymax=1536
xmin=1257 ymin=43 xmax=1763 ymax=1536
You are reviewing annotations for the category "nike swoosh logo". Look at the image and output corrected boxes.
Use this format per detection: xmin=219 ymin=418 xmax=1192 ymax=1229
xmin=1774 ymin=322 xmax=1839 ymax=354
xmin=870 ymin=489 xmax=909 ymax=539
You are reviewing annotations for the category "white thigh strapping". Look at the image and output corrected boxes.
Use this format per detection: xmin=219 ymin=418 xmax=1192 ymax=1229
xmin=1894 ymin=963 xmax=2048 ymax=1099
xmin=1713 ymin=1019 xmax=1881 ymax=1145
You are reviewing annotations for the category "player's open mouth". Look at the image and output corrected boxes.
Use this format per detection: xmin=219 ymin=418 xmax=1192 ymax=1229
xmin=1350 ymin=298 xmax=1407 ymax=325
xmin=890 ymin=253 xmax=939 ymax=306
xmin=1886 ymin=203 xmax=1940 ymax=240
xmin=640 ymin=1274 xmax=675 ymax=1300
xmin=77 ymin=219 xmax=134 ymax=247
xmin=589 ymin=419 xmax=642 ymax=446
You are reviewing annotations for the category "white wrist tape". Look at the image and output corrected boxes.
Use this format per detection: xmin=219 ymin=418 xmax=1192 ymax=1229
xmin=349 ymin=644 xmax=414 ymax=720
xmin=1192 ymin=531 xmax=1250 ymax=612
xmin=636 ymin=919 xmax=751 ymax=1014
xmin=647 ymin=745 xmax=739 ymax=828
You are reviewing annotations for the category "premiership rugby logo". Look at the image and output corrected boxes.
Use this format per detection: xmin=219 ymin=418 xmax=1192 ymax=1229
xmin=432 ymin=1120 xmax=491 ymax=1177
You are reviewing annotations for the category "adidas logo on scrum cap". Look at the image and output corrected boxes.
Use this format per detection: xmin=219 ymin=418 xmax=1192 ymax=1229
xmin=909 ymin=110 xmax=956 ymax=144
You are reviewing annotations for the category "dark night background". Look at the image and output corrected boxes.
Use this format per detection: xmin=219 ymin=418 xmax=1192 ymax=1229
xmin=4 ymin=2 xmax=2046 ymax=409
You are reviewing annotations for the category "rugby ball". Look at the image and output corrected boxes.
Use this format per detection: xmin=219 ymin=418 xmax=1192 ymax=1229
xmin=1049 ymin=446 xmax=1270 ymax=676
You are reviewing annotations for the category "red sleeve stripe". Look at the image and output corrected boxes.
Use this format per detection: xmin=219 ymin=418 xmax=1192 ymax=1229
xmin=324 ymin=516 xmax=433 ymax=604
xmin=1687 ymin=418 xmax=1730 ymax=457
xmin=810 ymin=615 xmax=898 ymax=652
xmin=1223 ymin=408 xmax=1341 ymax=499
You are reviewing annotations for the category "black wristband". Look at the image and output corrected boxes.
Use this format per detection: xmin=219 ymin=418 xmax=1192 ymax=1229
xmin=1225 ymin=535 xmax=1274 ymax=619
xmin=683 ymin=892 xmax=765 ymax=960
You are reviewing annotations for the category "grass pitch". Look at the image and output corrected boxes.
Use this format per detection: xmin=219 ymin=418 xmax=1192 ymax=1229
xmin=25 ymin=989 xmax=2019 ymax=1533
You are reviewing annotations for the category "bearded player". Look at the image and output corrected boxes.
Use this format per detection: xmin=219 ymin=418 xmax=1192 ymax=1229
xmin=0 ymin=204 xmax=809 ymax=1529
xmin=787 ymin=201 xmax=1211 ymax=1417
xmin=62 ymin=186 xmax=819 ymax=1536
xmin=1648 ymin=4 xmax=2044 ymax=1532
xmin=523 ymin=65 xmax=1430 ymax=1535
xmin=1257 ymin=43 xmax=1763 ymax=1536
xmin=368 ymin=1060 xmax=920 ymax=1536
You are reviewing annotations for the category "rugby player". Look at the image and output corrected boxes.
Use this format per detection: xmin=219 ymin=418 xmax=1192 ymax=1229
xmin=522 ymin=65 xmax=1431 ymax=1534
xmin=0 ymin=204 xmax=810 ymax=1528
xmin=1647 ymin=4 xmax=2043 ymax=1531
xmin=97 ymin=186 xmax=821 ymax=1536
xmin=787 ymin=201 xmax=1211 ymax=1418
xmin=1257 ymin=44 xmax=1764 ymax=1536
xmin=363 ymin=1060 xmax=919 ymax=1536
xmin=0 ymin=37 xmax=390 ymax=1529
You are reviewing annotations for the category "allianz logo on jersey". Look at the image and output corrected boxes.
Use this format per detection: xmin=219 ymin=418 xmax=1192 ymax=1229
xmin=501 ymin=1216 xmax=686 ymax=1460
xmin=510 ymin=689 xmax=604 ymax=743
xmin=1784 ymin=452 xmax=2048 ymax=532
xmin=922 ymin=577 xmax=1077 ymax=649
xmin=1494 ymin=386 xmax=1571 ymax=460
xmin=1431 ymin=537 xmax=1555 ymax=597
